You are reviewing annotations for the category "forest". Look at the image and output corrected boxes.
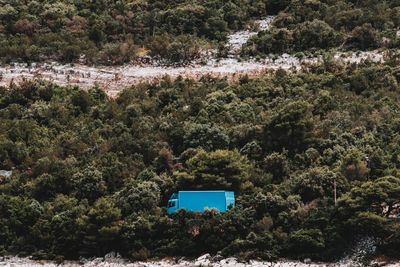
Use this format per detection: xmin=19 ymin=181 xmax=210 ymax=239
xmin=0 ymin=0 xmax=273 ymax=64
xmin=1 ymin=0 xmax=400 ymax=264
xmin=242 ymin=0 xmax=400 ymax=56
xmin=1 ymin=56 xmax=400 ymax=262
xmin=0 ymin=0 xmax=399 ymax=64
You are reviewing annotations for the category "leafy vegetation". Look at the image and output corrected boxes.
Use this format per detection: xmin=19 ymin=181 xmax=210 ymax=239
xmin=243 ymin=0 xmax=400 ymax=56
xmin=3 ymin=0 xmax=399 ymax=65
xmin=1 ymin=57 xmax=400 ymax=261
xmin=0 ymin=0 xmax=276 ymax=65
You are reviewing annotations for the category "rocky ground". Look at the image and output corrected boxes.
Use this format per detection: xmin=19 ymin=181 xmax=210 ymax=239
xmin=0 ymin=254 xmax=398 ymax=267
xmin=0 ymin=50 xmax=385 ymax=97
xmin=227 ymin=16 xmax=274 ymax=52
xmin=0 ymin=15 xmax=387 ymax=97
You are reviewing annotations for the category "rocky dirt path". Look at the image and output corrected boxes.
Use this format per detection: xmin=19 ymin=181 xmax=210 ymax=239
xmin=0 ymin=51 xmax=385 ymax=97
xmin=0 ymin=16 xmax=387 ymax=97
xmin=227 ymin=16 xmax=274 ymax=52
xmin=0 ymin=254 xmax=398 ymax=267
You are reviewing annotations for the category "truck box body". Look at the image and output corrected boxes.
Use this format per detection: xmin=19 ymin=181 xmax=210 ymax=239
xmin=167 ymin=191 xmax=235 ymax=214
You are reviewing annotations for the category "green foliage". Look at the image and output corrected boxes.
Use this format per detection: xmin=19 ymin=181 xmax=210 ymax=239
xmin=338 ymin=176 xmax=400 ymax=218
xmin=183 ymin=124 xmax=230 ymax=151
xmin=116 ymin=181 xmax=161 ymax=216
xmin=346 ymin=23 xmax=381 ymax=50
xmin=263 ymin=152 xmax=290 ymax=183
xmin=340 ymin=149 xmax=370 ymax=181
xmin=175 ymin=149 xmax=252 ymax=191
xmin=147 ymin=34 xmax=204 ymax=64
xmin=243 ymin=0 xmax=400 ymax=56
xmin=287 ymin=229 xmax=325 ymax=259
xmin=3 ymin=0 xmax=397 ymax=63
xmin=72 ymin=165 xmax=107 ymax=203
xmin=222 ymin=232 xmax=279 ymax=260
xmin=0 ymin=0 xmax=269 ymax=64
xmin=292 ymin=167 xmax=343 ymax=203
xmin=1 ymin=60 xmax=400 ymax=260
xmin=293 ymin=20 xmax=342 ymax=51
xmin=264 ymin=100 xmax=315 ymax=153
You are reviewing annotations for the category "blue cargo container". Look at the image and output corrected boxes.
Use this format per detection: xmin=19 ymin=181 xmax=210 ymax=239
xmin=167 ymin=191 xmax=235 ymax=214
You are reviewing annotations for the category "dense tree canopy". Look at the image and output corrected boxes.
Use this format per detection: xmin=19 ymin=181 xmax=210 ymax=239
xmin=1 ymin=57 xmax=400 ymax=261
xmin=2 ymin=0 xmax=398 ymax=64
xmin=0 ymin=0 xmax=276 ymax=64
xmin=243 ymin=0 xmax=400 ymax=56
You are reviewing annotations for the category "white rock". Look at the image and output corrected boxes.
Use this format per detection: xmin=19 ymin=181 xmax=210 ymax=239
xmin=197 ymin=254 xmax=211 ymax=261
xmin=194 ymin=259 xmax=211 ymax=266
xmin=0 ymin=256 xmax=399 ymax=267
xmin=104 ymin=252 xmax=124 ymax=264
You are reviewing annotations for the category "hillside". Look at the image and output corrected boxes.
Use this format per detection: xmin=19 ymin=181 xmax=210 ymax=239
xmin=1 ymin=0 xmax=400 ymax=265
xmin=1 ymin=59 xmax=400 ymax=262
xmin=0 ymin=0 xmax=272 ymax=64
xmin=0 ymin=0 xmax=399 ymax=65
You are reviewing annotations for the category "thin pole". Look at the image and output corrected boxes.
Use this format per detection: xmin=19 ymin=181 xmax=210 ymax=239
xmin=334 ymin=179 xmax=337 ymax=206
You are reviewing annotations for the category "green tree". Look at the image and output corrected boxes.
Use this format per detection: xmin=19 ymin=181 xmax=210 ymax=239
xmin=72 ymin=165 xmax=107 ymax=203
xmin=263 ymin=152 xmax=290 ymax=183
xmin=287 ymin=229 xmax=325 ymax=259
xmin=116 ymin=181 xmax=160 ymax=216
xmin=292 ymin=167 xmax=343 ymax=203
xmin=183 ymin=124 xmax=230 ymax=151
xmin=80 ymin=197 xmax=122 ymax=256
xmin=338 ymin=176 xmax=400 ymax=218
xmin=340 ymin=149 xmax=370 ymax=181
xmin=346 ymin=23 xmax=380 ymax=50
xmin=293 ymin=20 xmax=341 ymax=51
xmin=174 ymin=149 xmax=252 ymax=191
xmin=49 ymin=196 xmax=88 ymax=258
xmin=264 ymin=101 xmax=315 ymax=153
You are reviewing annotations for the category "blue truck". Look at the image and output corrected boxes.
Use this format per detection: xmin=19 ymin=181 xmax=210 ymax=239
xmin=167 ymin=191 xmax=235 ymax=214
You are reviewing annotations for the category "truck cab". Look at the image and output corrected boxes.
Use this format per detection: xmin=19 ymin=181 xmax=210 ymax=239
xmin=167 ymin=193 xmax=179 ymax=214
xmin=167 ymin=191 xmax=235 ymax=214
